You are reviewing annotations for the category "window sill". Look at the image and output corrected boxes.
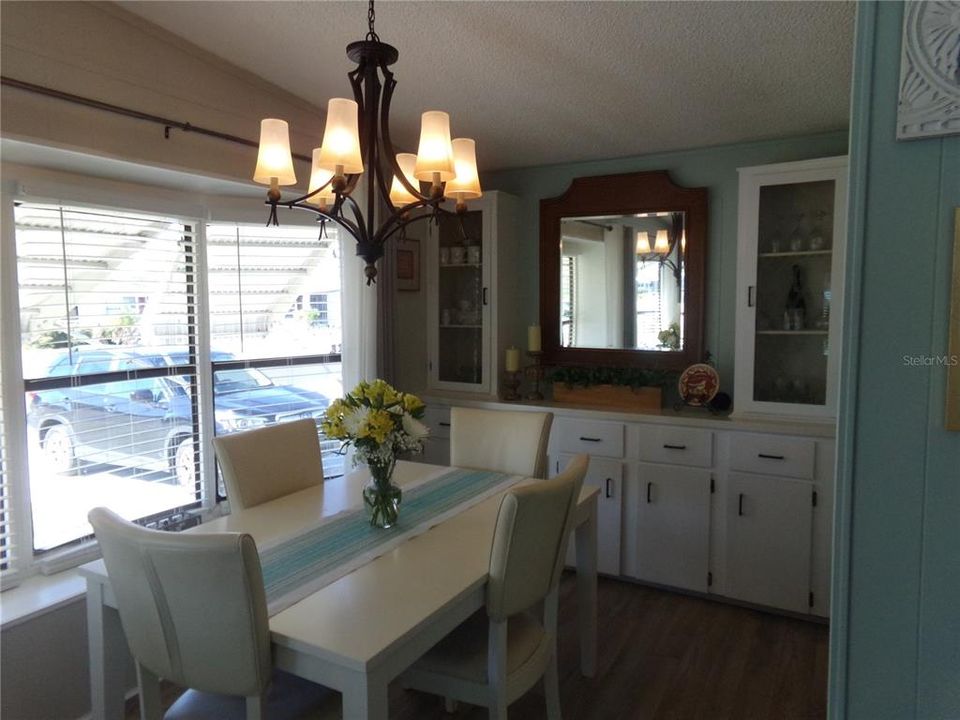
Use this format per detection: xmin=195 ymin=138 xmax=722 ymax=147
xmin=0 ymin=569 xmax=86 ymax=630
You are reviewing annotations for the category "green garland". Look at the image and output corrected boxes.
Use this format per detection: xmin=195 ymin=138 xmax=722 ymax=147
xmin=549 ymin=365 xmax=677 ymax=390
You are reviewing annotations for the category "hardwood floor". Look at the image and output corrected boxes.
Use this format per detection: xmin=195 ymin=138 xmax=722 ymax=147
xmin=127 ymin=574 xmax=828 ymax=719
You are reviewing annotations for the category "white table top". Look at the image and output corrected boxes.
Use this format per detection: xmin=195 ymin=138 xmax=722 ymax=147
xmin=80 ymin=461 xmax=598 ymax=674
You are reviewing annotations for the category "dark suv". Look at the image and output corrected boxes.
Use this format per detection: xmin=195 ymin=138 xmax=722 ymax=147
xmin=27 ymin=347 xmax=335 ymax=487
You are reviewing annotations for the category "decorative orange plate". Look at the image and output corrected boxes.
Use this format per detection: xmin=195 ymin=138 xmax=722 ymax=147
xmin=678 ymin=363 xmax=720 ymax=407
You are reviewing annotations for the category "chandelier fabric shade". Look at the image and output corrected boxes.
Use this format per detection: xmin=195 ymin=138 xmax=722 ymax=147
xmin=317 ymin=98 xmax=364 ymax=175
xmin=253 ymin=119 xmax=297 ymax=186
xmin=307 ymin=149 xmax=337 ymax=208
xmin=389 ymin=153 xmax=420 ymax=207
xmin=413 ymin=111 xmax=456 ymax=182
xmin=251 ymin=0 xmax=482 ymax=284
xmin=654 ymin=229 xmax=671 ymax=254
xmin=445 ymin=138 xmax=482 ymax=202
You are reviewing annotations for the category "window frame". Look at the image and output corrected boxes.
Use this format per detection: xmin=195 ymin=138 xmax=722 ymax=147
xmin=0 ymin=176 xmax=346 ymax=585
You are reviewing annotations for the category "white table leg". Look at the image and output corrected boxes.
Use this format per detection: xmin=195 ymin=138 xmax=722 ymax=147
xmin=574 ymin=498 xmax=598 ymax=678
xmin=341 ymin=671 xmax=389 ymax=720
xmin=86 ymin=578 xmax=129 ymax=720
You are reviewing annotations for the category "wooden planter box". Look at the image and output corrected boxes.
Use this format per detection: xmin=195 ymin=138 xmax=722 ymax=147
xmin=551 ymin=383 xmax=662 ymax=411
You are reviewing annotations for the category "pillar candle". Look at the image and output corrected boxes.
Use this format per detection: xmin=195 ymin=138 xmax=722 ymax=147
xmin=505 ymin=347 xmax=520 ymax=372
xmin=527 ymin=324 xmax=542 ymax=352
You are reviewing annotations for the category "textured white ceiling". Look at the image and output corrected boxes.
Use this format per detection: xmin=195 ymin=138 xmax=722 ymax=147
xmin=119 ymin=1 xmax=855 ymax=172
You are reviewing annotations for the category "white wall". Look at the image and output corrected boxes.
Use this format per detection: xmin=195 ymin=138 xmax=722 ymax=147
xmin=0 ymin=1 xmax=323 ymax=185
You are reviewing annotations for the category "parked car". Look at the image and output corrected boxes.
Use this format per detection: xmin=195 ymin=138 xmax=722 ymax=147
xmin=27 ymin=347 xmax=334 ymax=488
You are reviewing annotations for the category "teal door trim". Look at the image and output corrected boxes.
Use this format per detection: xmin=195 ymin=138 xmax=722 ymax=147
xmin=829 ymin=3 xmax=876 ymax=719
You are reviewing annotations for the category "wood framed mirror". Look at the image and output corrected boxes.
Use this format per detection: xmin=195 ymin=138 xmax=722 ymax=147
xmin=540 ymin=171 xmax=707 ymax=370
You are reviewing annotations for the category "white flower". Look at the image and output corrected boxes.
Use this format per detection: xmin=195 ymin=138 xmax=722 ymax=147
xmin=401 ymin=414 xmax=430 ymax=440
xmin=342 ymin=406 xmax=370 ymax=436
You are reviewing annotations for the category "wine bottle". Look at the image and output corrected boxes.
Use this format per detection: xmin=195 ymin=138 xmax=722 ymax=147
xmin=784 ymin=264 xmax=806 ymax=331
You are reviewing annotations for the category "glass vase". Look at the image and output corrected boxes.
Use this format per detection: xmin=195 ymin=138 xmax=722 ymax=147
xmin=362 ymin=457 xmax=402 ymax=529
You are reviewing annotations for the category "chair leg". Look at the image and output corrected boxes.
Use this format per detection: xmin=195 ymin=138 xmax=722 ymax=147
xmin=444 ymin=697 xmax=459 ymax=713
xmin=245 ymin=694 xmax=266 ymax=720
xmin=544 ymin=646 xmax=562 ymax=720
xmin=488 ymin=619 xmax=509 ymax=720
xmin=136 ymin=662 xmax=163 ymax=720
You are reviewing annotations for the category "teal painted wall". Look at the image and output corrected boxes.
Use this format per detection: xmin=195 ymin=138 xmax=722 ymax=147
xmin=482 ymin=132 xmax=848 ymax=389
xmin=833 ymin=3 xmax=960 ymax=719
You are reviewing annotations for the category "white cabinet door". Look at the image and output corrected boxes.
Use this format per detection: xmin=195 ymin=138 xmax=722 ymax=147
xmin=634 ymin=463 xmax=712 ymax=592
xmin=726 ymin=472 xmax=814 ymax=613
xmin=553 ymin=454 xmax=622 ymax=576
xmin=733 ymin=156 xmax=848 ymax=420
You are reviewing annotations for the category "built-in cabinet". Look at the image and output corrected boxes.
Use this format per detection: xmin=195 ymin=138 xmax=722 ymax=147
xmin=426 ymin=191 xmax=520 ymax=395
xmin=419 ymin=398 xmax=834 ymax=618
xmin=734 ymin=156 xmax=848 ymax=420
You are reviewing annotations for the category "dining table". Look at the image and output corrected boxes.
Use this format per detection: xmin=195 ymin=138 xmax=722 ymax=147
xmin=79 ymin=460 xmax=599 ymax=720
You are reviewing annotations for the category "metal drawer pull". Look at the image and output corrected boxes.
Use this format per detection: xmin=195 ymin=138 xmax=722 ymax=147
xmin=579 ymin=436 xmax=603 ymax=443
xmin=646 ymin=482 xmax=652 ymax=503
xmin=663 ymin=443 xmax=687 ymax=450
xmin=605 ymin=478 xmax=613 ymax=499
xmin=438 ymin=422 xmax=451 ymax=427
xmin=758 ymin=452 xmax=785 ymax=460
xmin=738 ymin=493 xmax=745 ymax=516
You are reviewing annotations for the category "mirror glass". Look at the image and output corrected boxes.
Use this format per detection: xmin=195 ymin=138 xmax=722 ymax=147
xmin=559 ymin=212 xmax=685 ymax=351
xmin=539 ymin=171 xmax=706 ymax=371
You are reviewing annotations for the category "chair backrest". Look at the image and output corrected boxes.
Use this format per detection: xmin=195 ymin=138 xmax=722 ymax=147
xmin=88 ymin=507 xmax=271 ymax=698
xmin=213 ymin=418 xmax=324 ymax=511
xmin=450 ymin=407 xmax=553 ymax=478
xmin=486 ymin=454 xmax=588 ymax=621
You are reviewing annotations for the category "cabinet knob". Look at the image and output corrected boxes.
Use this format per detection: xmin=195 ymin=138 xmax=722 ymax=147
xmin=738 ymin=493 xmax=745 ymax=516
xmin=579 ymin=436 xmax=602 ymax=443
xmin=663 ymin=443 xmax=687 ymax=450
xmin=605 ymin=478 xmax=613 ymax=498
xmin=757 ymin=453 xmax=785 ymax=460
xmin=646 ymin=481 xmax=653 ymax=503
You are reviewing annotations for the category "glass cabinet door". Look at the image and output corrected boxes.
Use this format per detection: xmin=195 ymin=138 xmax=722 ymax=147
xmin=752 ymin=179 xmax=835 ymax=407
xmin=435 ymin=209 xmax=485 ymax=387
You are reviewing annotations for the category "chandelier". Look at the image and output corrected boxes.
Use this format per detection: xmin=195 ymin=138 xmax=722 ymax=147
xmin=252 ymin=0 xmax=482 ymax=285
xmin=635 ymin=213 xmax=685 ymax=283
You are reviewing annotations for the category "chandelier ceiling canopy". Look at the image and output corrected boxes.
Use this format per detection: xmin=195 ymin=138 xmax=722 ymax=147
xmin=253 ymin=0 xmax=482 ymax=284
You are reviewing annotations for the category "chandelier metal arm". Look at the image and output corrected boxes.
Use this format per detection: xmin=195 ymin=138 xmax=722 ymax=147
xmin=377 ymin=63 xmax=430 ymax=203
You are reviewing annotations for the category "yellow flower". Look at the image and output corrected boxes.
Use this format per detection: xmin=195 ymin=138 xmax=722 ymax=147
xmin=365 ymin=409 xmax=395 ymax=444
xmin=320 ymin=400 xmax=348 ymax=439
xmin=402 ymin=393 xmax=425 ymax=415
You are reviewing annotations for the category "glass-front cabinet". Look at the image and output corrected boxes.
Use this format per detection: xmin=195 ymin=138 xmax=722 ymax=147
xmin=734 ymin=156 xmax=848 ymax=419
xmin=427 ymin=191 xmax=518 ymax=395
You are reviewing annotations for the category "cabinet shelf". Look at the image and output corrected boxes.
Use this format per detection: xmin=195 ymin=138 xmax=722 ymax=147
xmin=439 ymin=324 xmax=482 ymax=329
xmin=758 ymin=250 xmax=832 ymax=258
xmin=756 ymin=329 xmax=828 ymax=336
xmin=439 ymin=262 xmax=482 ymax=268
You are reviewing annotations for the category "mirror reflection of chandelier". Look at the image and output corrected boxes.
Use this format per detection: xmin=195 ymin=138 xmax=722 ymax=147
xmin=252 ymin=0 xmax=482 ymax=284
xmin=636 ymin=215 xmax=685 ymax=283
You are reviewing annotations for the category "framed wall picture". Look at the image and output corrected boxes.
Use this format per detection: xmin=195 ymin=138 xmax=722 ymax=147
xmin=395 ymin=237 xmax=420 ymax=291
xmin=947 ymin=208 xmax=960 ymax=430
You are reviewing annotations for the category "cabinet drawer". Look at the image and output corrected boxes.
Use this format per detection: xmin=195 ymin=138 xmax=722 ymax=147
xmin=634 ymin=425 xmax=713 ymax=467
xmin=728 ymin=433 xmax=815 ymax=479
xmin=422 ymin=406 xmax=451 ymax=439
xmin=552 ymin=418 xmax=624 ymax=458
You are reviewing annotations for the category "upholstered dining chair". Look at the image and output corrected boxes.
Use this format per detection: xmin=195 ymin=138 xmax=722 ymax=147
xmin=450 ymin=407 xmax=553 ymax=478
xmin=88 ymin=507 xmax=336 ymax=720
xmin=213 ymin=418 xmax=324 ymax=511
xmin=401 ymin=453 xmax=589 ymax=720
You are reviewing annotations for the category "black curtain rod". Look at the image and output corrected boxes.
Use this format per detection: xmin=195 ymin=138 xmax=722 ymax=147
xmin=0 ymin=75 xmax=312 ymax=164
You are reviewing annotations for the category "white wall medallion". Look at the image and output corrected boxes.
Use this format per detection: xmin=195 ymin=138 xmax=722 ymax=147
xmin=897 ymin=0 xmax=960 ymax=140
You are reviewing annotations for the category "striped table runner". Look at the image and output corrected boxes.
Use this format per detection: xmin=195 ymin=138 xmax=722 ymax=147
xmin=260 ymin=467 xmax=520 ymax=615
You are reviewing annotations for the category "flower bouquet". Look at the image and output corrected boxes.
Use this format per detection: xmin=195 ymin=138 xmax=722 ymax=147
xmin=321 ymin=379 xmax=429 ymax=528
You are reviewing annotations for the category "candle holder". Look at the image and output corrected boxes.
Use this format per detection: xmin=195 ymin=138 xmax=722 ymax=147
xmin=524 ymin=351 xmax=545 ymax=401
xmin=501 ymin=370 xmax=522 ymax=401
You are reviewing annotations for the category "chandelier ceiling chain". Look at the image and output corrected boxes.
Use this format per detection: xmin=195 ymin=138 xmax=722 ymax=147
xmin=252 ymin=0 xmax=482 ymax=285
